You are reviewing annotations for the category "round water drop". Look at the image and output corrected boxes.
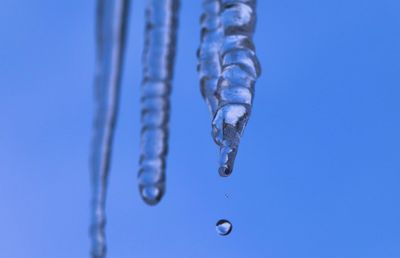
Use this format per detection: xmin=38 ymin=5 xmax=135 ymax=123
xmin=140 ymin=185 xmax=163 ymax=205
xmin=216 ymin=219 xmax=232 ymax=236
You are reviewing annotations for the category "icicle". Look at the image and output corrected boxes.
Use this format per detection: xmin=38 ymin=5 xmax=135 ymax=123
xmin=197 ymin=0 xmax=223 ymax=115
xmin=90 ymin=0 xmax=129 ymax=257
xmin=212 ymin=0 xmax=260 ymax=176
xmin=138 ymin=0 xmax=180 ymax=205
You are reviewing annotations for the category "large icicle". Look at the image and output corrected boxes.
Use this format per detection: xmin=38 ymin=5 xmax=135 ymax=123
xmin=197 ymin=0 xmax=223 ymax=115
xmin=212 ymin=0 xmax=260 ymax=176
xmin=90 ymin=0 xmax=129 ymax=257
xmin=138 ymin=0 xmax=179 ymax=205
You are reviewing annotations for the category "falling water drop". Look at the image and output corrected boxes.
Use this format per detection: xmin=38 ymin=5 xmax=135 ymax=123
xmin=216 ymin=219 xmax=233 ymax=236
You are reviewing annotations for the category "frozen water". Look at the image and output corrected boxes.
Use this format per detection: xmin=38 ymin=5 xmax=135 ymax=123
xmin=138 ymin=0 xmax=180 ymax=205
xmin=90 ymin=0 xmax=130 ymax=257
xmin=198 ymin=0 xmax=260 ymax=176
xmin=212 ymin=0 xmax=260 ymax=176
xmin=197 ymin=0 xmax=223 ymax=115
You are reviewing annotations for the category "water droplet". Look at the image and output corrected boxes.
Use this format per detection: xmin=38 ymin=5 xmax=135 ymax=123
xmin=216 ymin=219 xmax=232 ymax=236
xmin=219 ymin=166 xmax=232 ymax=177
xmin=140 ymin=185 xmax=163 ymax=205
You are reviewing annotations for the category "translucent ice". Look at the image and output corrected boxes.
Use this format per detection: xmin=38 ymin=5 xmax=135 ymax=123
xmin=197 ymin=0 xmax=223 ymax=115
xmin=198 ymin=0 xmax=260 ymax=176
xmin=138 ymin=0 xmax=180 ymax=205
xmin=213 ymin=0 xmax=260 ymax=176
xmin=90 ymin=0 xmax=130 ymax=257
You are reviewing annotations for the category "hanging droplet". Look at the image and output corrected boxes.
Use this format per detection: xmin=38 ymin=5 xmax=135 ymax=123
xmin=216 ymin=219 xmax=232 ymax=236
xmin=139 ymin=185 xmax=164 ymax=205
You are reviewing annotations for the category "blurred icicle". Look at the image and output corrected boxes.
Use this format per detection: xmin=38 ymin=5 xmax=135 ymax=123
xmin=138 ymin=0 xmax=180 ymax=205
xmin=90 ymin=0 xmax=129 ymax=257
xmin=197 ymin=0 xmax=223 ymax=116
xmin=212 ymin=0 xmax=261 ymax=176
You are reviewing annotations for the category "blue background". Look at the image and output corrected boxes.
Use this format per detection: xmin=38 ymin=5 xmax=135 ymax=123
xmin=1 ymin=0 xmax=400 ymax=257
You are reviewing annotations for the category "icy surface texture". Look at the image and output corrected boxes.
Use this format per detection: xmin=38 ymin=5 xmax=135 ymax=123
xmin=213 ymin=0 xmax=260 ymax=176
xmin=138 ymin=0 xmax=179 ymax=205
xmin=197 ymin=0 xmax=223 ymax=115
xmin=90 ymin=0 xmax=130 ymax=257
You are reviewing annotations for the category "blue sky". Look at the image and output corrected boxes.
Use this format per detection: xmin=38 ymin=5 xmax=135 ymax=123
xmin=1 ymin=0 xmax=400 ymax=257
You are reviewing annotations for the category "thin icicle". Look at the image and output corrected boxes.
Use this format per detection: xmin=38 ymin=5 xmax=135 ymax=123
xmin=138 ymin=0 xmax=179 ymax=205
xmin=212 ymin=0 xmax=260 ymax=176
xmin=197 ymin=0 xmax=223 ymax=115
xmin=90 ymin=0 xmax=129 ymax=257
